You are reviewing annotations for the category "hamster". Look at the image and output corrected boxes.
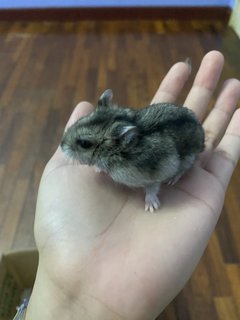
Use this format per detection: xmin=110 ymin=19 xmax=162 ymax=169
xmin=61 ymin=89 xmax=205 ymax=212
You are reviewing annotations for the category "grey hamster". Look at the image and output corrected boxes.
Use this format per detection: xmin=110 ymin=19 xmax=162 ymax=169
xmin=61 ymin=89 xmax=205 ymax=212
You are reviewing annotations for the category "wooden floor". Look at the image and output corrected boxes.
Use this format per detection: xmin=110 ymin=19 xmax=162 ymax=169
xmin=0 ymin=19 xmax=239 ymax=319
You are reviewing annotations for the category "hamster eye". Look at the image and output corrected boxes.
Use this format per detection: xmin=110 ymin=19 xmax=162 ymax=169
xmin=76 ymin=139 xmax=93 ymax=149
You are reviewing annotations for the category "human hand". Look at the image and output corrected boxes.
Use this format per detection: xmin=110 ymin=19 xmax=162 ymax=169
xmin=27 ymin=51 xmax=240 ymax=320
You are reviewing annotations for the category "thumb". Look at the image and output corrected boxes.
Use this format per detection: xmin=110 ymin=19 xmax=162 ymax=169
xmin=64 ymin=101 xmax=94 ymax=131
xmin=45 ymin=101 xmax=94 ymax=171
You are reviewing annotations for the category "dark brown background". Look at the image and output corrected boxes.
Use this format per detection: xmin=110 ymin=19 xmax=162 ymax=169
xmin=0 ymin=18 xmax=239 ymax=319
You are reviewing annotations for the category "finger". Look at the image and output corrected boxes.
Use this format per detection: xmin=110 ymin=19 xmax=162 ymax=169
xmin=151 ymin=60 xmax=191 ymax=104
xmin=204 ymin=109 xmax=240 ymax=190
xmin=65 ymin=101 xmax=94 ymax=131
xmin=198 ymin=79 xmax=240 ymax=166
xmin=52 ymin=102 xmax=94 ymax=162
xmin=184 ymin=50 xmax=224 ymax=121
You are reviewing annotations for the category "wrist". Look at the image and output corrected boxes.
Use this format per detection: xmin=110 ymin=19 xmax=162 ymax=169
xmin=25 ymin=261 xmax=121 ymax=320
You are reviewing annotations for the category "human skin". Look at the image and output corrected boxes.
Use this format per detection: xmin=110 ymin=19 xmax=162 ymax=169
xmin=26 ymin=51 xmax=240 ymax=320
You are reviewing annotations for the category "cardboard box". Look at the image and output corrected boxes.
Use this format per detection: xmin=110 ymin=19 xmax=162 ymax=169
xmin=0 ymin=250 xmax=38 ymax=320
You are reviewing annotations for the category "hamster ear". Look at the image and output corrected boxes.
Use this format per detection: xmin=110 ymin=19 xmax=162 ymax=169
xmin=97 ymin=89 xmax=113 ymax=108
xmin=112 ymin=125 xmax=139 ymax=147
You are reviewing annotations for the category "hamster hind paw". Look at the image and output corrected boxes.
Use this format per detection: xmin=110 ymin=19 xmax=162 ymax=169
xmin=145 ymin=194 xmax=161 ymax=213
xmin=167 ymin=173 xmax=183 ymax=186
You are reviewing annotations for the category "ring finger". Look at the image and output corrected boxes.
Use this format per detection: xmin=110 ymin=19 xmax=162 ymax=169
xmin=198 ymin=78 xmax=240 ymax=166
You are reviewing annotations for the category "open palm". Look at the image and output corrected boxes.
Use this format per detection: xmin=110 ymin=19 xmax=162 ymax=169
xmin=28 ymin=51 xmax=240 ymax=320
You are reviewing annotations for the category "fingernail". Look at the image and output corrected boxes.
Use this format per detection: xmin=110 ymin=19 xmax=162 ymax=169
xmin=184 ymin=57 xmax=192 ymax=74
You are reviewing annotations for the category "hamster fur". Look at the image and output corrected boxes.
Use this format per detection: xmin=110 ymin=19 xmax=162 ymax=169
xmin=61 ymin=89 xmax=205 ymax=212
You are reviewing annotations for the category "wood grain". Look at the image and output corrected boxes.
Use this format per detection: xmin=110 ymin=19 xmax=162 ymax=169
xmin=0 ymin=20 xmax=239 ymax=320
